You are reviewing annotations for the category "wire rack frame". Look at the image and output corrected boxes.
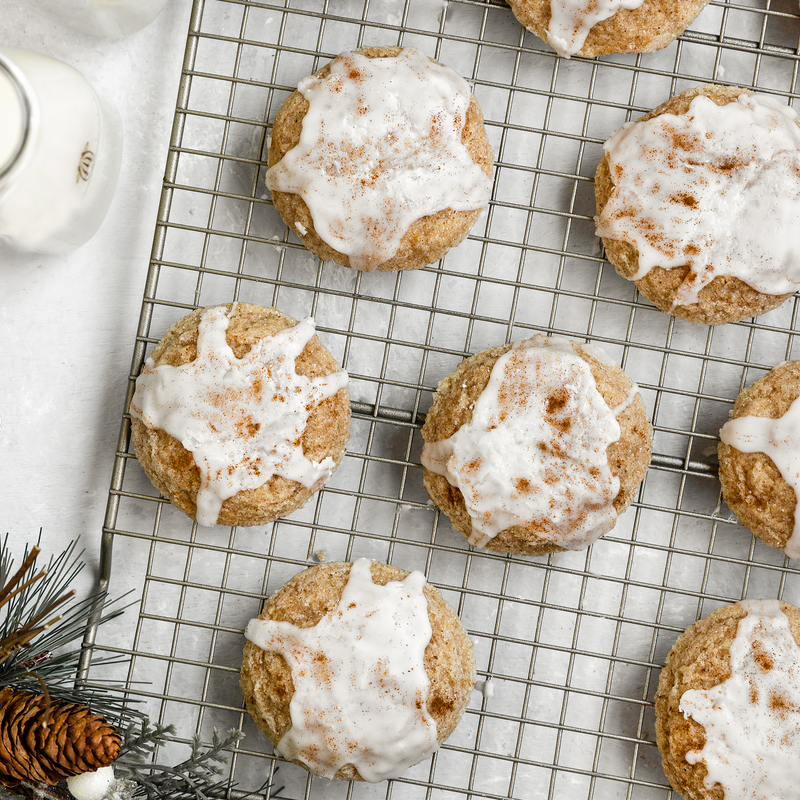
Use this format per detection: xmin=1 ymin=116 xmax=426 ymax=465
xmin=87 ymin=0 xmax=800 ymax=799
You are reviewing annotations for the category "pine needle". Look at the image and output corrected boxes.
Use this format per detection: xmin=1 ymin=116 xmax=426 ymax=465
xmin=0 ymin=535 xmax=133 ymax=720
xmin=114 ymin=724 xmax=252 ymax=800
xmin=0 ymin=537 xmax=281 ymax=800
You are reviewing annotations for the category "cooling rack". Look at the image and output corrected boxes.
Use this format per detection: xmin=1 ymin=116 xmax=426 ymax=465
xmin=88 ymin=0 xmax=800 ymax=798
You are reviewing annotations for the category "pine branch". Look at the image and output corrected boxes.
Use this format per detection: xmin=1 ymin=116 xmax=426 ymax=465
xmin=0 ymin=538 xmax=280 ymax=800
xmin=0 ymin=548 xmax=43 ymax=607
xmin=115 ymin=727 xmax=248 ymax=800
xmin=117 ymin=720 xmax=177 ymax=763
xmin=0 ymin=545 xmax=75 ymax=667
xmin=0 ymin=536 xmax=136 ymax=723
xmin=0 ymin=538 xmax=81 ymax=640
xmin=174 ymin=729 xmax=245 ymax=774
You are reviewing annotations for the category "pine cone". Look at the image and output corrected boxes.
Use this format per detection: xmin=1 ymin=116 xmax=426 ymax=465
xmin=0 ymin=687 xmax=121 ymax=787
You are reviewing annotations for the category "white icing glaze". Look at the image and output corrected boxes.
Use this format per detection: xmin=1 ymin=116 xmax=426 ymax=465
xmin=720 ymin=395 xmax=800 ymax=560
xmin=266 ymin=47 xmax=491 ymax=271
xmin=578 ymin=344 xmax=642 ymax=415
xmin=421 ymin=336 xmax=622 ymax=549
xmin=612 ymin=382 xmax=641 ymax=416
xmin=579 ymin=342 xmax=619 ymax=367
xmin=130 ymin=306 xmax=348 ymax=527
xmin=595 ymin=94 xmax=800 ymax=307
xmin=244 ymin=558 xmax=438 ymax=782
xmin=679 ymin=599 xmax=800 ymax=800
xmin=547 ymin=0 xmax=645 ymax=57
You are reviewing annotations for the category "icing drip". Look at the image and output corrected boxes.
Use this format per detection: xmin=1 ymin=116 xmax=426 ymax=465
xmin=612 ymin=382 xmax=641 ymax=416
xmin=595 ymin=94 xmax=800 ymax=307
xmin=679 ymin=600 xmax=800 ymax=800
xmin=547 ymin=0 xmax=645 ymax=57
xmin=244 ymin=559 xmax=438 ymax=782
xmin=578 ymin=344 xmax=642 ymax=416
xmin=131 ymin=307 xmax=348 ymax=527
xmin=266 ymin=47 xmax=492 ymax=271
xmin=720 ymin=395 xmax=800 ymax=560
xmin=421 ymin=336 xmax=621 ymax=549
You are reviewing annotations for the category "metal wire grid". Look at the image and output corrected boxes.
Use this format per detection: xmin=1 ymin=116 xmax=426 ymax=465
xmin=88 ymin=0 xmax=800 ymax=798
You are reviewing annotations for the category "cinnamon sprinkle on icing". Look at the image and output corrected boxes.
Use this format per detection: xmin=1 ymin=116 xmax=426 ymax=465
xmin=131 ymin=307 xmax=348 ymax=526
xmin=596 ymin=94 xmax=800 ymax=307
xmin=266 ymin=48 xmax=491 ymax=271
xmin=421 ymin=336 xmax=622 ymax=549
xmin=679 ymin=600 xmax=800 ymax=800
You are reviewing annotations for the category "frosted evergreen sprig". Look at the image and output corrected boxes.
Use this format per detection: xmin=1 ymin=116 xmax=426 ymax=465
xmin=116 ymin=720 xmax=178 ymax=763
xmin=0 ymin=538 xmax=277 ymax=800
xmin=114 ymin=724 xmax=247 ymax=800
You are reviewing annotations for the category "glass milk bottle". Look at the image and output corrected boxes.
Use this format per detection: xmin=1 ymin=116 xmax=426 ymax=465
xmin=20 ymin=0 xmax=170 ymax=39
xmin=0 ymin=47 xmax=123 ymax=254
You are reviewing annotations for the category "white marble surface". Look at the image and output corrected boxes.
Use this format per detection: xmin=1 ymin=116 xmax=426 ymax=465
xmin=0 ymin=0 xmax=193 ymax=580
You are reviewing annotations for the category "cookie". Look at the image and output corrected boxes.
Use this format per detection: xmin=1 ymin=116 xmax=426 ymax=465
xmin=718 ymin=361 xmax=800 ymax=561
xmin=655 ymin=599 xmax=800 ymax=800
xmin=506 ymin=0 xmax=710 ymax=58
xmin=130 ymin=303 xmax=349 ymax=527
xmin=595 ymin=85 xmax=800 ymax=325
xmin=267 ymin=46 xmax=493 ymax=272
xmin=240 ymin=559 xmax=475 ymax=782
xmin=420 ymin=335 xmax=652 ymax=555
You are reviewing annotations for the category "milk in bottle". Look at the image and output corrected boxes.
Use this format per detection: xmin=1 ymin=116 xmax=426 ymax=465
xmin=0 ymin=47 xmax=123 ymax=254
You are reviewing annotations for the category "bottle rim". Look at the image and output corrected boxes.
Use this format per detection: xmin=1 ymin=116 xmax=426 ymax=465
xmin=0 ymin=51 xmax=38 ymax=189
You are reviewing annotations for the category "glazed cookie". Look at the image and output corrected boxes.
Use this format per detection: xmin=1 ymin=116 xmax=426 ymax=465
xmin=266 ymin=46 xmax=493 ymax=272
xmin=595 ymin=85 xmax=800 ymax=325
xmin=240 ymin=559 xmax=475 ymax=782
xmin=420 ymin=336 xmax=652 ymax=555
xmin=130 ymin=303 xmax=349 ymax=527
xmin=718 ymin=361 xmax=800 ymax=561
xmin=507 ymin=0 xmax=710 ymax=57
xmin=655 ymin=600 xmax=800 ymax=800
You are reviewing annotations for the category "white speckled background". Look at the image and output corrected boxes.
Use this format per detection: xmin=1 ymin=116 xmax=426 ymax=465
xmin=0 ymin=0 xmax=191 ymax=585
